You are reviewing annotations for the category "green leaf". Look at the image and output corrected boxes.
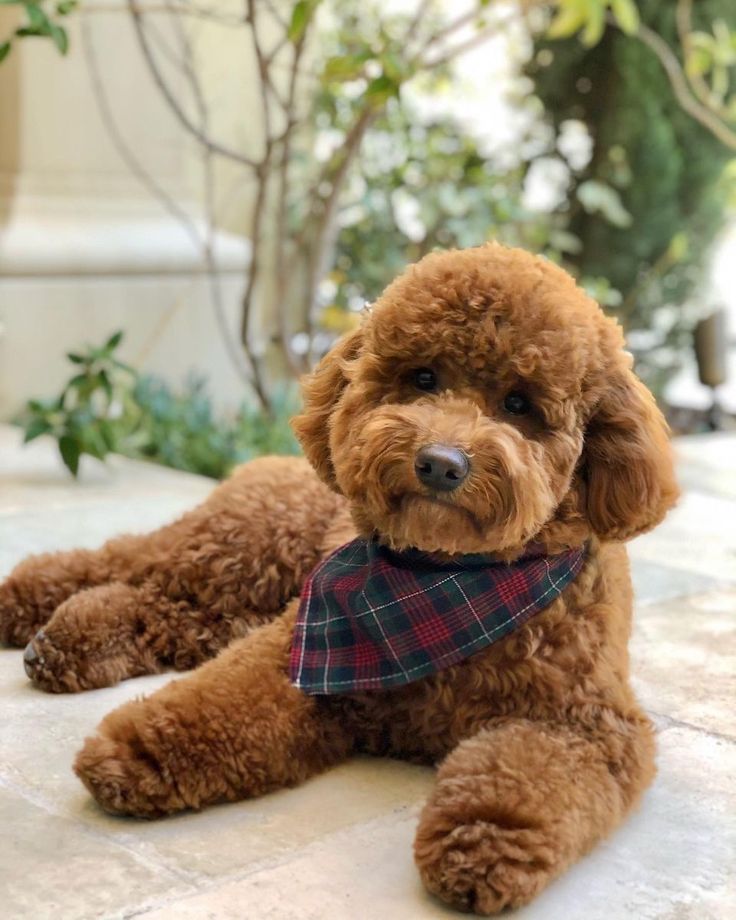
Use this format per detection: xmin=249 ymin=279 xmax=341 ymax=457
xmin=23 ymin=418 xmax=52 ymax=443
xmin=59 ymin=435 xmax=81 ymax=476
xmin=67 ymin=373 xmax=89 ymax=390
xmin=66 ymin=352 xmax=86 ymax=364
xmin=380 ymin=51 xmax=406 ymax=83
xmin=365 ymin=74 xmax=399 ymax=105
xmin=686 ymin=46 xmax=712 ymax=78
xmin=0 ymin=41 xmax=10 ymax=64
xmin=105 ymin=330 xmax=123 ymax=351
xmin=576 ymin=180 xmax=633 ymax=228
xmin=81 ymin=426 xmax=109 ymax=460
xmin=56 ymin=0 xmax=77 ymax=14
xmin=49 ymin=23 xmax=68 ymax=54
xmin=97 ymin=369 xmax=113 ymax=400
xmin=581 ymin=2 xmax=605 ymax=47
xmin=26 ymin=4 xmax=50 ymax=31
xmin=547 ymin=2 xmax=588 ymax=41
xmin=667 ymin=232 xmax=689 ymax=262
xmin=610 ymin=0 xmax=640 ymax=36
xmin=99 ymin=418 xmax=118 ymax=450
xmin=112 ymin=358 xmax=137 ymax=376
xmin=324 ymin=54 xmax=368 ymax=81
xmin=288 ymin=0 xmax=311 ymax=43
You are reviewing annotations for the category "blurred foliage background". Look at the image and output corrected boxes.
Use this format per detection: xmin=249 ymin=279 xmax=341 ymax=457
xmin=4 ymin=0 xmax=736 ymax=477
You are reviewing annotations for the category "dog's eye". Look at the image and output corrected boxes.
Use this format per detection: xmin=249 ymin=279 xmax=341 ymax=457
xmin=413 ymin=368 xmax=438 ymax=392
xmin=503 ymin=391 xmax=531 ymax=415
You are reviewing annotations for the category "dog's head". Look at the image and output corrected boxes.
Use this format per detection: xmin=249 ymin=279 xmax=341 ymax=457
xmin=293 ymin=244 xmax=679 ymax=557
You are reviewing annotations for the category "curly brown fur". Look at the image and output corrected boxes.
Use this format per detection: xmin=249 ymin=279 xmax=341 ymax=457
xmin=6 ymin=457 xmax=347 ymax=690
xmin=1 ymin=243 xmax=678 ymax=914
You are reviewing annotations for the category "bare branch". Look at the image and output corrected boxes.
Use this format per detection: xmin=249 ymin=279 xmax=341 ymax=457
xmin=88 ymin=5 xmax=268 ymax=406
xmin=246 ymin=0 xmax=276 ymax=149
xmin=300 ymin=107 xmax=376 ymax=366
xmin=273 ymin=34 xmax=310 ymax=376
xmin=166 ymin=1 xmax=271 ymax=408
xmin=675 ymin=0 xmax=731 ymax=116
xmin=126 ymin=0 xmax=260 ymax=168
xmin=84 ymin=2 xmax=245 ymax=26
xmin=81 ymin=16 xmax=201 ymax=248
xmin=239 ymin=166 xmax=268 ymax=353
xmin=606 ymin=12 xmax=736 ymax=151
xmin=405 ymin=0 xmax=434 ymax=46
xmin=416 ymin=7 xmax=478 ymax=55
xmin=261 ymin=0 xmax=288 ymax=32
xmin=420 ymin=17 xmax=516 ymax=71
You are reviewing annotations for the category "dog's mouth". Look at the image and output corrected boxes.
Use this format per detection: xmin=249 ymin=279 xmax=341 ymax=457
xmin=401 ymin=494 xmax=485 ymax=535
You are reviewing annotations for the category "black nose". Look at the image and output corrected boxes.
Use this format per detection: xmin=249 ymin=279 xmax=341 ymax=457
xmin=414 ymin=444 xmax=469 ymax=492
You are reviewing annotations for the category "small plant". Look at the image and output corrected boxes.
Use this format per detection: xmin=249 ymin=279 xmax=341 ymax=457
xmin=20 ymin=331 xmax=135 ymax=475
xmin=19 ymin=332 xmax=301 ymax=479
xmin=131 ymin=377 xmax=300 ymax=480
xmin=0 ymin=1 xmax=78 ymax=64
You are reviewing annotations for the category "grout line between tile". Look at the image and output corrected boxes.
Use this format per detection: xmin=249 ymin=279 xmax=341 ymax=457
xmin=647 ymin=710 xmax=736 ymax=745
xmin=120 ymin=805 xmax=423 ymax=920
xmin=0 ymin=771 xmax=200 ymax=888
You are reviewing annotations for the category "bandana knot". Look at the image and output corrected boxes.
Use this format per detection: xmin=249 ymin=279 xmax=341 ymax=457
xmin=289 ymin=539 xmax=586 ymax=694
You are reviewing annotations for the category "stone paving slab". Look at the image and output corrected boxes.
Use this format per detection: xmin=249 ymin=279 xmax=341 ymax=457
xmin=0 ymin=424 xmax=734 ymax=920
xmin=137 ymin=725 xmax=736 ymax=920
xmin=675 ymin=432 xmax=736 ymax=500
xmin=0 ymin=783 xmax=197 ymax=920
xmin=631 ymin=589 xmax=736 ymax=737
xmin=631 ymin=490 xmax=736 ymax=587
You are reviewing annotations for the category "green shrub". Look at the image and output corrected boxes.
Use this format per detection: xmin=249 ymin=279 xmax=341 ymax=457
xmin=18 ymin=332 xmax=301 ymax=479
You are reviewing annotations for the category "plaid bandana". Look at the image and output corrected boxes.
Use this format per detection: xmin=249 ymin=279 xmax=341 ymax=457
xmin=290 ymin=539 xmax=586 ymax=695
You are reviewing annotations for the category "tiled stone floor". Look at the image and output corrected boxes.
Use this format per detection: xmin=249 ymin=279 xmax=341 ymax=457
xmin=0 ymin=424 xmax=734 ymax=919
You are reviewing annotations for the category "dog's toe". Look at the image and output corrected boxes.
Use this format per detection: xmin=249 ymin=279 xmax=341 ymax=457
xmin=22 ymin=635 xmax=41 ymax=675
xmin=23 ymin=630 xmax=50 ymax=682
xmin=22 ymin=628 xmax=82 ymax=692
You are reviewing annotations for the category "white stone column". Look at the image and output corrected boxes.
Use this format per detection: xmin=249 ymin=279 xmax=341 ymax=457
xmin=0 ymin=1 xmax=252 ymax=420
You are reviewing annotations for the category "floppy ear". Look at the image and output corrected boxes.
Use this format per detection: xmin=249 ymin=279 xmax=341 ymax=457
xmin=583 ymin=369 xmax=679 ymax=541
xmin=291 ymin=326 xmax=364 ymax=490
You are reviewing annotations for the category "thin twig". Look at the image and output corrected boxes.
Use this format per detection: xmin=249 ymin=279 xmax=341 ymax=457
xmin=675 ymin=0 xmax=729 ymax=116
xmin=81 ymin=15 xmax=201 ymax=247
xmin=421 ymin=21 xmax=512 ymax=70
xmin=83 ymin=2 xmax=245 ymax=26
xmin=606 ymin=12 xmax=736 ymax=151
xmin=239 ymin=165 xmax=268 ymax=360
xmin=273 ymin=33 xmax=309 ymax=376
xmin=126 ymin=0 xmax=261 ymax=168
xmin=165 ymin=1 xmax=268 ymax=405
xmin=405 ymin=0 xmax=434 ymax=46
xmin=261 ymin=0 xmax=288 ymax=31
xmin=301 ymin=107 xmax=376 ymax=367
xmin=416 ymin=7 xmax=478 ymax=56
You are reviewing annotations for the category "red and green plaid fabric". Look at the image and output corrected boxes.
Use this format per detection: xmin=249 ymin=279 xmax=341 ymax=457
xmin=290 ymin=538 xmax=586 ymax=695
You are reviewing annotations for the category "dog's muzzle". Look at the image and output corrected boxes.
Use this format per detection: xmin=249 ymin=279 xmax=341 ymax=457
xmin=414 ymin=444 xmax=469 ymax=492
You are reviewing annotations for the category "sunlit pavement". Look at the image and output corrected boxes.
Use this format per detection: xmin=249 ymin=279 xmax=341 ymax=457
xmin=0 ymin=423 xmax=734 ymax=920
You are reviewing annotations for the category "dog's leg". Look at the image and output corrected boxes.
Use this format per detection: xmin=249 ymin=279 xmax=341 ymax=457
xmin=74 ymin=606 xmax=353 ymax=817
xmin=414 ymin=713 xmax=655 ymax=915
xmin=21 ymin=580 xmax=265 ymax=693
xmin=5 ymin=457 xmax=340 ymax=690
xmin=0 ymin=546 xmax=126 ymax=647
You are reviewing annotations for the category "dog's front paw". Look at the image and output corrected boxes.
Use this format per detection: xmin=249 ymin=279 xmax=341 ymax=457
xmin=415 ymin=813 xmax=557 ymax=915
xmin=23 ymin=624 xmax=136 ymax=693
xmin=74 ymin=705 xmax=186 ymax=817
xmin=23 ymin=584 xmax=157 ymax=692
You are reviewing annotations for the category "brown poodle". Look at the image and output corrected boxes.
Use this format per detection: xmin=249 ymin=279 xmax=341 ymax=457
xmin=0 ymin=243 xmax=678 ymax=914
